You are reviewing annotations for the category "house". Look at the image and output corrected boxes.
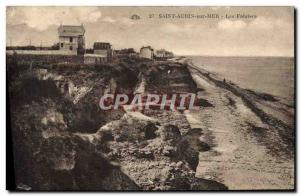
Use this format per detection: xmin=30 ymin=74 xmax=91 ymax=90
xmin=139 ymin=46 xmax=154 ymax=59
xmin=115 ymin=48 xmax=137 ymax=57
xmin=93 ymin=42 xmax=113 ymax=58
xmin=155 ymin=49 xmax=174 ymax=60
xmin=84 ymin=54 xmax=108 ymax=65
xmin=58 ymin=25 xmax=85 ymax=55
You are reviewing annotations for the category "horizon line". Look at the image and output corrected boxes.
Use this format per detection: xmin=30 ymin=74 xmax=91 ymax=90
xmin=178 ymin=54 xmax=294 ymax=58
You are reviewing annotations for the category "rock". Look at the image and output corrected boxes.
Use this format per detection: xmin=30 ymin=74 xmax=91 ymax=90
xmin=160 ymin=125 xmax=181 ymax=142
xmin=134 ymin=150 xmax=155 ymax=160
xmin=161 ymin=146 xmax=174 ymax=156
xmin=190 ymin=178 xmax=228 ymax=190
xmin=176 ymin=161 xmax=183 ymax=168
xmin=97 ymin=112 xmax=159 ymax=142
xmin=170 ymin=162 xmax=176 ymax=167
xmin=143 ymin=123 xmax=158 ymax=140
xmin=99 ymin=131 xmax=114 ymax=142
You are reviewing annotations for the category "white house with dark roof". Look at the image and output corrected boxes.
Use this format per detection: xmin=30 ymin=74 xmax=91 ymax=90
xmin=139 ymin=46 xmax=154 ymax=59
xmin=93 ymin=42 xmax=113 ymax=58
xmin=58 ymin=25 xmax=85 ymax=54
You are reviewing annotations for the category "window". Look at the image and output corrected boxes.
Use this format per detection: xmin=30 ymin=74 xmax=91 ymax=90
xmin=61 ymin=43 xmax=63 ymax=47
xmin=70 ymin=37 xmax=73 ymax=43
xmin=70 ymin=46 xmax=73 ymax=50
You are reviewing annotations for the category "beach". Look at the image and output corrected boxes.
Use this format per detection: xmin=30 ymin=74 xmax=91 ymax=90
xmin=184 ymin=57 xmax=294 ymax=189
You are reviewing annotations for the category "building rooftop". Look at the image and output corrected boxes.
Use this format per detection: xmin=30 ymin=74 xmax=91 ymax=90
xmin=93 ymin=42 xmax=111 ymax=50
xmin=141 ymin=46 xmax=154 ymax=51
xmin=58 ymin=25 xmax=85 ymax=37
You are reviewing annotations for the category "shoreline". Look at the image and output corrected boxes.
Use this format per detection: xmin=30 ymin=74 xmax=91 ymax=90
xmin=185 ymin=58 xmax=294 ymax=154
xmin=188 ymin=60 xmax=293 ymax=121
xmin=182 ymin=58 xmax=294 ymax=189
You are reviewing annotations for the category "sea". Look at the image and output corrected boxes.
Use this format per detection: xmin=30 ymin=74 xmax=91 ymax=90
xmin=190 ymin=56 xmax=295 ymax=106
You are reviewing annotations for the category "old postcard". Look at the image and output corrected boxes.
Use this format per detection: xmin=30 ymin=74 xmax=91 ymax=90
xmin=6 ymin=6 xmax=295 ymax=191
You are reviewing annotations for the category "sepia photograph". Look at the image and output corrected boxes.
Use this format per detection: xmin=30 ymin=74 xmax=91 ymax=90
xmin=6 ymin=6 xmax=295 ymax=191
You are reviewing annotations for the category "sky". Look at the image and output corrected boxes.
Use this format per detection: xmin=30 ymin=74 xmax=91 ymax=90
xmin=6 ymin=6 xmax=294 ymax=56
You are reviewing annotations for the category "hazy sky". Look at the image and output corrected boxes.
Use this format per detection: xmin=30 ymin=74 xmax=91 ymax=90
xmin=6 ymin=6 xmax=294 ymax=56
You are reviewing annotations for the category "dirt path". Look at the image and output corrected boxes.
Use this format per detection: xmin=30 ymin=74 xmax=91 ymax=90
xmin=185 ymin=68 xmax=294 ymax=190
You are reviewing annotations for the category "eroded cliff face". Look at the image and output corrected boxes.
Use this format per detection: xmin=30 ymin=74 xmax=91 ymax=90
xmin=7 ymin=57 xmax=227 ymax=190
xmin=96 ymin=111 xmax=228 ymax=190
